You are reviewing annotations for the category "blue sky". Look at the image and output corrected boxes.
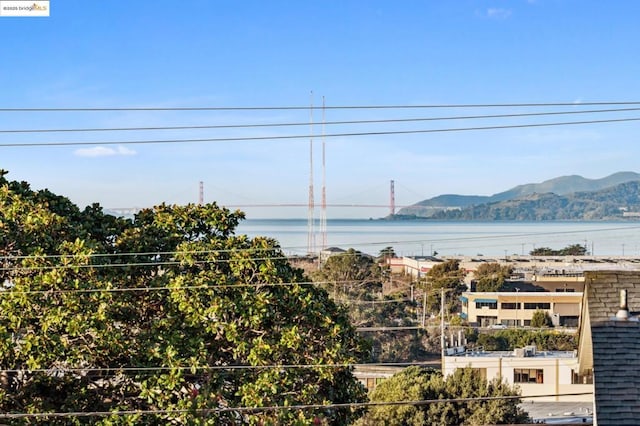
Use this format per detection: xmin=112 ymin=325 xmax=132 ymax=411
xmin=1 ymin=0 xmax=640 ymax=218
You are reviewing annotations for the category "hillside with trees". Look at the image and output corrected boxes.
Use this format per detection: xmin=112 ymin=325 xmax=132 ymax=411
xmin=395 ymin=172 xmax=640 ymax=219
xmin=429 ymin=180 xmax=640 ymax=220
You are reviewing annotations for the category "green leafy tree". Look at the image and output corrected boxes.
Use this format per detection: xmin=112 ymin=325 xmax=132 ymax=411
xmin=476 ymin=329 xmax=575 ymax=351
xmin=531 ymin=309 xmax=554 ymax=328
xmin=0 ymin=175 xmax=368 ymax=425
xmin=558 ymin=243 xmax=588 ymax=255
xmin=312 ymin=249 xmax=427 ymax=362
xmin=356 ymin=366 xmax=529 ymax=425
xmin=530 ymin=243 xmax=588 ymax=256
xmin=313 ymin=248 xmax=382 ymax=299
xmin=377 ymin=246 xmax=396 ymax=263
xmin=424 ymin=259 xmax=466 ymax=314
xmin=473 ymin=263 xmax=513 ymax=292
xmin=530 ymin=246 xmax=555 ymax=256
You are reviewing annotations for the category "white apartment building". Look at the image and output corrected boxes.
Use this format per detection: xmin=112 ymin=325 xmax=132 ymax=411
xmin=461 ymin=291 xmax=582 ymax=328
xmin=443 ymin=347 xmax=593 ymax=402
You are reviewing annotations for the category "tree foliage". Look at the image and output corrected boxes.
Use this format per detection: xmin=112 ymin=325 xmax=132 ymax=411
xmin=356 ymin=366 xmax=529 ymax=426
xmin=530 ymin=243 xmax=588 ymax=256
xmin=312 ymin=249 xmax=383 ymax=325
xmin=476 ymin=329 xmax=576 ymax=351
xmin=473 ymin=263 xmax=513 ymax=292
xmin=313 ymin=249 xmax=381 ymax=299
xmin=377 ymin=246 xmax=396 ymax=263
xmin=312 ymin=250 xmax=431 ymax=362
xmin=424 ymin=260 xmax=467 ymax=314
xmin=530 ymin=309 xmax=554 ymax=328
xmin=0 ymin=174 xmax=367 ymax=424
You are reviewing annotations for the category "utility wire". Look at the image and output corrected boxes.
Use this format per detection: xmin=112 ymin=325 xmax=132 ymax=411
xmin=0 ymin=392 xmax=594 ymax=419
xmin=0 ymin=281 xmax=462 ymax=296
xmin=2 ymin=117 xmax=640 ymax=147
xmin=2 ymin=107 xmax=639 ymax=133
xmin=1 ymin=100 xmax=639 ymax=111
xmin=0 ymin=356 xmax=578 ymax=376
xmin=3 ymin=223 xmax=636 ymax=261
xmin=0 ymin=361 xmax=438 ymax=375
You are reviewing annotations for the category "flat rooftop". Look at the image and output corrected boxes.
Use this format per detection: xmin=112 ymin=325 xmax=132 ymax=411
xmin=448 ymin=350 xmax=576 ymax=359
xmin=520 ymin=401 xmax=594 ymax=423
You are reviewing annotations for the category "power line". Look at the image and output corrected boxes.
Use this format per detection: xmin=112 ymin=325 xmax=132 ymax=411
xmin=1 ymin=100 xmax=639 ymax=111
xmin=0 ymin=280 xmax=463 ymax=296
xmin=2 ymin=223 xmax=639 ymax=266
xmin=0 ymin=277 xmax=469 ymax=299
xmin=0 ymin=356 xmax=581 ymax=377
xmin=0 ymin=281 xmax=348 ymax=295
xmin=0 ymin=392 xmax=593 ymax=419
xmin=0 ymin=361 xmax=436 ymax=375
xmin=2 ymin=116 xmax=640 ymax=148
xmin=2 ymin=106 xmax=639 ymax=133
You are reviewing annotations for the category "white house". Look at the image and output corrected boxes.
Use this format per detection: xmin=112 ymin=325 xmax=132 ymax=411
xmin=443 ymin=346 xmax=593 ymax=402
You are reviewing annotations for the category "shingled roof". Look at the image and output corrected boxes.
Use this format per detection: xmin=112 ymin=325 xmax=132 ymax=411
xmin=578 ymin=270 xmax=640 ymax=426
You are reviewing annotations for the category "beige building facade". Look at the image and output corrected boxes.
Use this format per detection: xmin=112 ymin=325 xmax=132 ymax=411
xmin=461 ymin=291 xmax=582 ymax=328
xmin=443 ymin=348 xmax=593 ymax=402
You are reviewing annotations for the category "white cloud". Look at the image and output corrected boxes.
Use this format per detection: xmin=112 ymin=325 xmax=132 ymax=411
xmin=73 ymin=145 xmax=137 ymax=158
xmin=486 ymin=8 xmax=512 ymax=19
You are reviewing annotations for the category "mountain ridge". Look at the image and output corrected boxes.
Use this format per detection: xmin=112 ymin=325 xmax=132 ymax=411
xmin=396 ymin=172 xmax=640 ymax=218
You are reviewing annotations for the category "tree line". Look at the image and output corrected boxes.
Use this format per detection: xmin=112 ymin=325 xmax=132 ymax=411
xmin=0 ymin=170 xmax=533 ymax=424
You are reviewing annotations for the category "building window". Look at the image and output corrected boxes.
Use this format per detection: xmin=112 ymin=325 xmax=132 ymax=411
xmin=476 ymin=301 xmax=497 ymax=309
xmin=572 ymin=369 xmax=593 ymax=385
xmin=514 ymin=368 xmax=544 ymax=384
xmin=524 ymin=302 xmax=551 ymax=310
xmin=501 ymin=302 xmax=521 ymax=310
xmin=560 ymin=316 xmax=579 ymax=327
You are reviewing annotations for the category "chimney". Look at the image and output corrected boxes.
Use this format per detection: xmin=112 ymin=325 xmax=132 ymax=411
xmin=615 ymin=289 xmax=630 ymax=320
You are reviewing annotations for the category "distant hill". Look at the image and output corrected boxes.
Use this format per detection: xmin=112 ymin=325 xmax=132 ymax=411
xmin=395 ymin=172 xmax=640 ymax=218
xmin=428 ymin=180 xmax=640 ymax=221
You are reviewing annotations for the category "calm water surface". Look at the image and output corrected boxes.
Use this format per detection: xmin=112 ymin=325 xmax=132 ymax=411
xmin=237 ymin=219 xmax=640 ymax=257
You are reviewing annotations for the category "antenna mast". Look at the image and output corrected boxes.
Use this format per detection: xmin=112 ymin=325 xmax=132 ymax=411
xmin=307 ymin=92 xmax=315 ymax=255
xmin=199 ymin=181 xmax=204 ymax=205
xmin=320 ymin=96 xmax=327 ymax=251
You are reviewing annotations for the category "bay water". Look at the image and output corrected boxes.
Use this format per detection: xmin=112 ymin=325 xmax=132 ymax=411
xmin=237 ymin=219 xmax=640 ymax=257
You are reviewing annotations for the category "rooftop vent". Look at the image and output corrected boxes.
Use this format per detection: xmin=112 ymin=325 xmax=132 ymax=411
xmin=616 ymin=289 xmax=630 ymax=319
xmin=613 ymin=289 xmax=639 ymax=321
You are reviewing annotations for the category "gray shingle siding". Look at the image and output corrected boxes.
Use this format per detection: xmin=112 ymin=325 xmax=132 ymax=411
xmin=584 ymin=271 xmax=640 ymax=426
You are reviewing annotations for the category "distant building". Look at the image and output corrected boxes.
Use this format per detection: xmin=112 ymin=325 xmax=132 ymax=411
xmin=398 ymin=255 xmax=443 ymax=278
xmin=443 ymin=346 xmax=593 ymax=402
xmin=319 ymin=246 xmax=346 ymax=264
xmin=352 ymin=365 xmax=404 ymax=391
xmin=461 ymin=290 xmax=582 ymax=328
